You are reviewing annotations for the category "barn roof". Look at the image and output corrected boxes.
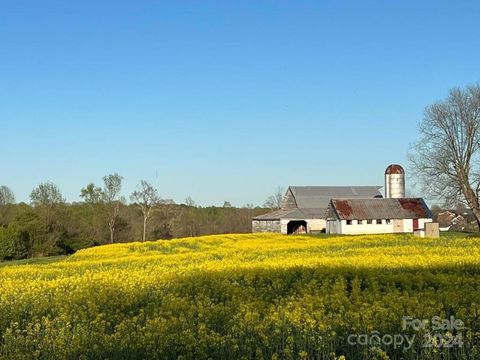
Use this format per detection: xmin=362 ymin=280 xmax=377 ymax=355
xmin=328 ymin=198 xmax=432 ymax=220
xmin=289 ymin=186 xmax=382 ymax=208
xmin=253 ymin=186 xmax=383 ymax=221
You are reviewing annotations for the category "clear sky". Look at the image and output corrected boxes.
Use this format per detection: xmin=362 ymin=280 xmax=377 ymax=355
xmin=1 ymin=1 xmax=479 ymax=206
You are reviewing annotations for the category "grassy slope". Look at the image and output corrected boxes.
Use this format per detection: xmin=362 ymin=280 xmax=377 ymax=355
xmin=0 ymin=231 xmax=469 ymax=268
xmin=0 ymin=232 xmax=479 ymax=359
xmin=0 ymin=255 xmax=66 ymax=268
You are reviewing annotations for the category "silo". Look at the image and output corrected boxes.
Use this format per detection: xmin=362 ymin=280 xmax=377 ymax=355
xmin=385 ymin=164 xmax=405 ymax=198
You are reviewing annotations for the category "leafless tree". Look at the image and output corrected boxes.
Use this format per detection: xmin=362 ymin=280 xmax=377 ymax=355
xmin=102 ymin=174 xmax=123 ymax=243
xmin=408 ymin=84 xmax=480 ymax=228
xmin=0 ymin=185 xmax=15 ymax=205
xmin=263 ymin=187 xmax=285 ymax=209
xmin=130 ymin=180 xmax=161 ymax=242
xmin=184 ymin=196 xmax=196 ymax=207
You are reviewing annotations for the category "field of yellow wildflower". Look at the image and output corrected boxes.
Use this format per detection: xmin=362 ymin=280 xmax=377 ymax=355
xmin=0 ymin=233 xmax=479 ymax=359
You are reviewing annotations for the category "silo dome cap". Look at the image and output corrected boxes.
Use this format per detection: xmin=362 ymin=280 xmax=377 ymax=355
xmin=385 ymin=164 xmax=405 ymax=175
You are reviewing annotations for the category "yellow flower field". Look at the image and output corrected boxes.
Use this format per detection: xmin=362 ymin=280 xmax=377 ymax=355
xmin=0 ymin=233 xmax=479 ymax=359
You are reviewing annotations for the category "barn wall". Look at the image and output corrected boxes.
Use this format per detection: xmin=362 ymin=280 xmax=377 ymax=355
xmin=330 ymin=218 xmax=433 ymax=235
xmin=253 ymin=217 xmax=431 ymax=235
xmin=307 ymin=219 xmax=326 ymax=233
xmin=419 ymin=218 xmax=433 ymax=228
xmin=280 ymin=218 xmax=326 ymax=234
xmin=403 ymin=219 xmax=413 ymax=233
xmin=326 ymin=220 xmax=342 ymax=234
xmin=340 ymin=219 xmax=394 ymax=235
xmin=281 ymin=188 xmax=297 ymax=209
xmin=393 ymin=219 xmax=404 ymax=232
xmin=252 ymin=220 xmax=281 ymax=233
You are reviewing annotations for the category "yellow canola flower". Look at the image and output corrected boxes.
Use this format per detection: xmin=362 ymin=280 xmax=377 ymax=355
xmin=0 ymin=233 xmax=479 ymax=359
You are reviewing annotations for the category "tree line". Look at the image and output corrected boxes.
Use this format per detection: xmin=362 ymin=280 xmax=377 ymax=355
xmin=0 ymin=175 xmax=269 ymax=261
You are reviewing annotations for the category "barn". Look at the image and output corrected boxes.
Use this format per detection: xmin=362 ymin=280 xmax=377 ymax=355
xmin=325 ymin=198 xmax=433 ymax=235
xmin=252 ymin=186 xmax=383 ymax=234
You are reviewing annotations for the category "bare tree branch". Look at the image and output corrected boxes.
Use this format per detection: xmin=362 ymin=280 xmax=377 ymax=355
xmin=409 ymin=84 xmax=480 ymax=229
xmin=263 ymin=187 xmax=285 ymax=210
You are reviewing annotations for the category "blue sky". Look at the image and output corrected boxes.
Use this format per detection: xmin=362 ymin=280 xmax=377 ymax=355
xmin=1 ymin=1 xmax=479 ymax=206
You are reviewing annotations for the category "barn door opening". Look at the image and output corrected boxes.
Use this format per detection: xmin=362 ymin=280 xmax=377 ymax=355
xmin=287 ymin=220 xmax=307 ymax=234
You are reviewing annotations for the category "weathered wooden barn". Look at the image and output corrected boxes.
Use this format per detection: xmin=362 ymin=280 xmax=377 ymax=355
xmin=325 ymin=198 xmax=433 ymax=235
xmin=252 ymin=186 xmax=382 ymax=234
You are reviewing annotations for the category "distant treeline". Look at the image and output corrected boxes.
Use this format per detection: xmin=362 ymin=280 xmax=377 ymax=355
xmin=0 ymin=176 xmax=270 ymax=261
xmin=0 ymin=202 xmax=268 ymax=260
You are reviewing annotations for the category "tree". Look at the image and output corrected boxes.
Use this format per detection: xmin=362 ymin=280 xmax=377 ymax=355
xmin=223 ymin=201 xmax=232 ymax=208
xmin=185 ymin=196 xmax=196 ymax=207
xmin=80 ymin=183 xmax=103 ymax=204
xmin=30 ymin=182 xmax=65 ymax=206
xmin=0 ymin=186 xmax=15 ymax=205
xmin=80 ymin=183 xmax=108 ymax=245
xmin=409 ymin=84 xmax=480 ymax=228
xmin=80 ymin=174 xmax=124 ymax=244
xmin=102 ymin=174 xmax=123 ymax=243
xmin=10 ymin=211 xmax=45 ymax=258
xmin=0 ymin=227 xmax=15 ymax=260
xmin=30 ymin=182 xmax=65 ymax=233
xmin=130 ymin=180 xmax=161 ymax=242
xmin=263 ymin=187 xmax=285 ymax=209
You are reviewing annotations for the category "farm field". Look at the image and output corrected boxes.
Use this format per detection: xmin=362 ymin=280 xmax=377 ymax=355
xmin=0 ymin=233 xmax=479 ymax=359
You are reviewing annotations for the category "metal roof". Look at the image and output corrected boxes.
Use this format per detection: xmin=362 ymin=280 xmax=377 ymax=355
xmin=329 ymin=198 xmax=432 ymax=220
xmin=253 ymin=186 xmax=383 ymax=221
xmin=385 ymin=164 xmax=405 ymax=175
xmin=253 ymin=208 xmax=327 ymax=220
xmin=289 ymin=186 xmax=382 ymax=208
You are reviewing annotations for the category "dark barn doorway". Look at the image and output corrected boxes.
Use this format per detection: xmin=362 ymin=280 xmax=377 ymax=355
xmin=287 ymin=220 xmax=307 ymax=234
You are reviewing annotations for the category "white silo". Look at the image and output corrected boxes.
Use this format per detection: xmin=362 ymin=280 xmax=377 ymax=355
xmin=385 ymin=164 xmax=405 ymax=198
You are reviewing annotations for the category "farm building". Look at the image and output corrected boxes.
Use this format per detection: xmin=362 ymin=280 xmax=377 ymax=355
xmin=253 ymin=164 xmax=437 ymax=236
xmin=252 ymin=186 xmax=383 ymax=234
xmin=325 ymin=198 xmax=433 ymax=235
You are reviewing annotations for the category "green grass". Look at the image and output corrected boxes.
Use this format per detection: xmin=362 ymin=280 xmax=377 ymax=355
xmin=441 ymin=230 xmax=480 ymax=239
xmin=0 ymin=255 xmax=67 ymax=267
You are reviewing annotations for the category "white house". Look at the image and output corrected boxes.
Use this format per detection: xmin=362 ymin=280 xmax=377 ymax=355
xmin=326 ymin=198 xmax=433 ymax=235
